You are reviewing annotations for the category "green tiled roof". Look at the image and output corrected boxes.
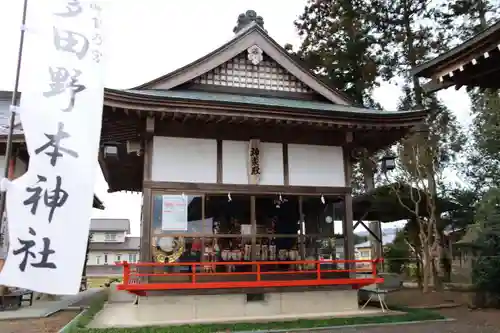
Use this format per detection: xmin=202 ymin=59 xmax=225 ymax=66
xmin=456 ymin=224 xmax=480 ymax=245
xmin=121 ymin=89 xmax=420 ymax=115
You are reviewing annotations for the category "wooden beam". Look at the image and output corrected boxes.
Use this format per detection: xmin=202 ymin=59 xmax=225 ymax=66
xmin=143 ymin=181 xmax=351 ymax=196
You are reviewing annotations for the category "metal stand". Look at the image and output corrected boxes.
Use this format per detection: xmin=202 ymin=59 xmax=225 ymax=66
xmin=361 ymin=289 xmax=389 ymax=312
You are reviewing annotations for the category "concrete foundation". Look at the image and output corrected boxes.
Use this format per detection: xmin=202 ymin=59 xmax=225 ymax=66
xmin=92 ymin=288 xmax=378 ymax=328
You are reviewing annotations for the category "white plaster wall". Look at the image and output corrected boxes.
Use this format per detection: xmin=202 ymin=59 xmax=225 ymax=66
xmin=288 ymin=144 xmax=345 ymax=187
xmin=152 ymin=136 xmax=217 ymax=183
xmin=222 ymin=140 xmax=284 ymax=185
xmin=222 ymin=140 xmax=246 ymax=184
xmin=91 ymin=231 xmax=126 ymax=243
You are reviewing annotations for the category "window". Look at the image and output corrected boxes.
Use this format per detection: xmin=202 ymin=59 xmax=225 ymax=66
xmin=360 ymin=251 xmax=370 ymax=258
xmin=95 ymin=256 xmax=100 ymax=265
xmin=116 ymin=254 xmax=121 ymax=262
xmin=105 ymin=233 xmax=117 ymax=241
xmin=104 ymin=254 xmax=108 ymax=265
xmin=129 ymin=254 xmax=137 ymax=263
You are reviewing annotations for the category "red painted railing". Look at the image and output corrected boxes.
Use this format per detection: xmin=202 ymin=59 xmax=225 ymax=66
xmin=115 ymin=259 xmax=383 ymax=295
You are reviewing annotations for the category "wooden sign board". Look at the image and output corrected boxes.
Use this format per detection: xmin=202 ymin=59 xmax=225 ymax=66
xmin=248 ymin=139 xmax=261 ymax=185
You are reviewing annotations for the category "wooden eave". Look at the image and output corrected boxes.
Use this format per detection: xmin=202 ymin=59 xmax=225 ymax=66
xmin=412 ymin=20 xmax=500 ymax=79
xmin=412 ymin=21 xmax=500 ymax=92
xmin=103 ymin=89 xmax=428 ymax=130
xmin=131 ymin=22 xmax=353 ymax=105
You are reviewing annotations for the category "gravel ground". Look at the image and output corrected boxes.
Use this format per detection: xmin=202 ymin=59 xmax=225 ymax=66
xmin=0 ymin=310 xmax=79 ymax=333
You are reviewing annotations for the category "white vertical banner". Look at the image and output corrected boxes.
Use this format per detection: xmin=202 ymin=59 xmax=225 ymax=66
xmin=0 ymin=1 xmax=105 ymax=295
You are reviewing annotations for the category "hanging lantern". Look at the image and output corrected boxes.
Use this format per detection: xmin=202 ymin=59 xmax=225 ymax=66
xmin=380 ymin=154 xmax=397 ymax=173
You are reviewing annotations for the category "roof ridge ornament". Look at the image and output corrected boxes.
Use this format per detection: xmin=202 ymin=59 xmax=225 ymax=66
xmin=247 ymin=45 xmax=263 ymax=65
xmin=233 ymin=10 xmax=266 ymax=34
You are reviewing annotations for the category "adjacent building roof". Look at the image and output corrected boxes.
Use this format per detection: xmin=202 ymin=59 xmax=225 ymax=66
xmin=90 ymin=218 xmax=130 ymax=233
xmin=0 ymin=91 xmax=105 ymax=209
xmin=89 ymin=236 xmax=140 ymax=251
xmin=0 ymin=91 xmax=24 ymax=137
xmin=411 ymin=20 xmax=500 ymax=92
xmin=455 ymin=224 xmax=480 ymax=246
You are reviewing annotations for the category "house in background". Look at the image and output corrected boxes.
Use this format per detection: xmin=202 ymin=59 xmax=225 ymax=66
xmin=86 ymin=218 xmax=140 ymax=277
xmin=355 ymin=231 xmax=397 ymax=268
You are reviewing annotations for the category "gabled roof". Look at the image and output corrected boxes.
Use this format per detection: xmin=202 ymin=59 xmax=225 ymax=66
xmin=117 ymin=89 xmax=423 ymax=117
xmin=133 ymin=22 xmax=352 ymax=105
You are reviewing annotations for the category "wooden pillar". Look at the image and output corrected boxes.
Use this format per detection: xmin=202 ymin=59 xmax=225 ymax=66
xmin=343 ymin=194 xmax=355 ymax=278
xmin=343 ymin=141 xmax=355 ymax=278
xmin=140 ymin=140 xmax=153 ymax=264
xmin=250 ymin=195 xmax=257 ymax=261
xmin=298 ymin=196 xmax=306 ymax=259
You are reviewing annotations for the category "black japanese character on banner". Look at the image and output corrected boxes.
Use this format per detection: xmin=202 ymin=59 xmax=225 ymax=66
xmin=53 ymin=27 xmax=89 ymax=59
xmin=54 ymin=0 xmax=82 ymax=17
xmin=43 ymin=67 xmax=86 ymax=112
xmin=23 ymin=175 xmax=47 ymax=216
xmin=13 ymin=227 xmax=56 ymax=272
xmin=44 ymin=176 xmax=69 ymax=222
xmin=35 ymin=122 xmax=79 ymax=166
xmin=23 ymin=175 xmax=69 ymax=223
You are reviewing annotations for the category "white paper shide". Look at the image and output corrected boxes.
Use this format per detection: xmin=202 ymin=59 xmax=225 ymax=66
xmin=0 ymin=1 xmax=105 ymax=295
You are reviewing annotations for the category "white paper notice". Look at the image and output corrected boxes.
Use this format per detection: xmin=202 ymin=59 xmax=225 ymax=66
xmin=161 ymin=195 xmax=188 ymax=231
xmin=240 ymin=224 xmax=252 ymax=235
xmin=0 ymin=1 xmax=105 ymax=295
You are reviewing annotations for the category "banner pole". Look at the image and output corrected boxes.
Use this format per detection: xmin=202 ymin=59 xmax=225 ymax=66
xmin=0 ymin=0 xmax=29 ymax=243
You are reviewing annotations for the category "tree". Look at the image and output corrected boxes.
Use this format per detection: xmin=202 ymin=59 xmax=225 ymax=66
xmin=354 ymin=233 xmax=368 ymax=245
xmin=294 ymin=0 xmax=384 ymax=107
xmin=471 ymin=188 xmax=500 ymax=308
xmin=294 ymin=0 xmax=389 ymax=196
xmin=371 ymin=0 xmax=465 ymax=291
xmin=384 ymin=228 xmax=411 ymax=274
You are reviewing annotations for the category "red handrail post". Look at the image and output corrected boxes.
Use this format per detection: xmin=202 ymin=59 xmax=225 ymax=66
xmin=371 ymin=259 xmax=377 ymax=278
xmin=257 ymin=262 xmax=261 ymax=281
xmin=123 ymin=261 xmax=130 ymax=286
xmin=316 ymin=261 xmax=321 ymax=280
xmin=192 ymin=264 xmax=196 ymax=284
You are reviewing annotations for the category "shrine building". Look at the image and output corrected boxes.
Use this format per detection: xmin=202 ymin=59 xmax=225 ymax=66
xmin=100 ymin=11 xmax=428 ymax=323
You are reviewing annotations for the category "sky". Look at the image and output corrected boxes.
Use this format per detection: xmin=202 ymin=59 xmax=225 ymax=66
xmin=0 ymin=0 xmax=472 ymax=236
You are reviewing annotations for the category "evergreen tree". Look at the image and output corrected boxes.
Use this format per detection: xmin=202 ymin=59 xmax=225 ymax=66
xmin=294 ymin=0 xmax=384 ymax=107
xmin=471 ymin=188 xmax=500 ymax=307
xmin=372 ymin=0 xmax=465 ymax=291
xmin=294 ymin=0 xmax=388 ymax=194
